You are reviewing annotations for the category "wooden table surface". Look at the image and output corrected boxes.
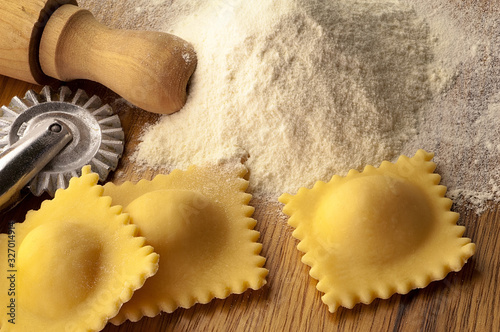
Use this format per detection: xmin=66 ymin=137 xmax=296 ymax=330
xmin=0 ymin=73 xmax=498 ymax=332
xmin=1 ymin=2 xmax=499 ymax=329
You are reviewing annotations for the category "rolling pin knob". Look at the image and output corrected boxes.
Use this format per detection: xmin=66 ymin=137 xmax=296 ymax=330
xmin=39 ymin=4 xmax=197 ymax=114
xmin=0 ymin=0 xmax=77 ymax=84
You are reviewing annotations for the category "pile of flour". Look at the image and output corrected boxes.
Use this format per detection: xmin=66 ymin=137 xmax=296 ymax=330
xmin=79 ymin=0 xmax=500 ymax=211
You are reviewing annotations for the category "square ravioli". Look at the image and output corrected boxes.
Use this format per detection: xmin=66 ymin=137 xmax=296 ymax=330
xmin=279 ymin=150 xmax=475 ymax=312
xmin=103 ymin=163 xmax=268 ymax=323
xmin=0 ymin=166 xmax=158 ymax=332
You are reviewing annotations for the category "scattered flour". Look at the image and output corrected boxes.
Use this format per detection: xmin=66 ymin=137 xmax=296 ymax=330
xmin=78 ymin=0 xmax=500 ymax=211
xmin=131 ymin=0 xmax=441 ymax=196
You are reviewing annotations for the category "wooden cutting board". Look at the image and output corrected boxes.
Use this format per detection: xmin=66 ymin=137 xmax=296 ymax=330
xmin=0 ymin=73 xmax=498 ymax=331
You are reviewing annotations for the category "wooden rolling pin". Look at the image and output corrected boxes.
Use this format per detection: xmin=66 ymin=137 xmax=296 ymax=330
xmin=0 ymin=0 xmax=197 ymax=114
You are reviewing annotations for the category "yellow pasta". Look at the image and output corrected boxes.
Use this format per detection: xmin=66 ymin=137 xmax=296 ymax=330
xmin=103 ymin=164 xmax=268 ymax=324
xmin=279 ymin=150 xmax=475 ymax=312
xmin=0 ymin=166 xmax=159 ymax=332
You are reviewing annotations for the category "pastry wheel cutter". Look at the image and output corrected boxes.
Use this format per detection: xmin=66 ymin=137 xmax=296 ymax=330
xmin=0 ymin=86 xmax=124 ymax=210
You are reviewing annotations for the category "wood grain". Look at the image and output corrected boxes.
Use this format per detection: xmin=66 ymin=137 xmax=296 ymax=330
xmin=0 ymin=75 xmax=497 ymax=332
xmin=0 ymin=0 xmax=77 ymax=84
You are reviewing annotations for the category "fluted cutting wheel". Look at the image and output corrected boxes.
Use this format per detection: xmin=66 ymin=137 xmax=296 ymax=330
xmin=0 ymin=86 xmax=124 ymax=196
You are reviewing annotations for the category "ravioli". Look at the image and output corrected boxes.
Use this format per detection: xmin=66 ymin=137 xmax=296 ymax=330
xmin=103 ymin=164 xmax=268 ymax=324
xmin=279 ymin=150 xmax=475 ymax=312
xmin=0 ymin=166 xmax=159 ymax=332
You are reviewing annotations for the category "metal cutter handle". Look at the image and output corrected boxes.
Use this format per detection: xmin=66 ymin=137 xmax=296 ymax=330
xmin=0 ymin=119 xmax=72 ymax=210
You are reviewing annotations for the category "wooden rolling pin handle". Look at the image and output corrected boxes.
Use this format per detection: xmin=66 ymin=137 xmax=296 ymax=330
xmin=40 ymin=4 xmax=197 ymax=114
xmin=0 ymin=0 xmax=77 ymax=85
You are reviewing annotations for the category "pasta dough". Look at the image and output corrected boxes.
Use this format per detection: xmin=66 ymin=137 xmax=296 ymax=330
xmin=279 ymin=150 xmax=475 ymax=312
xmin=103 ymin=164 xmax=268 ymax=323
xmin=0 ymin=166 xmax=159 ymax=332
